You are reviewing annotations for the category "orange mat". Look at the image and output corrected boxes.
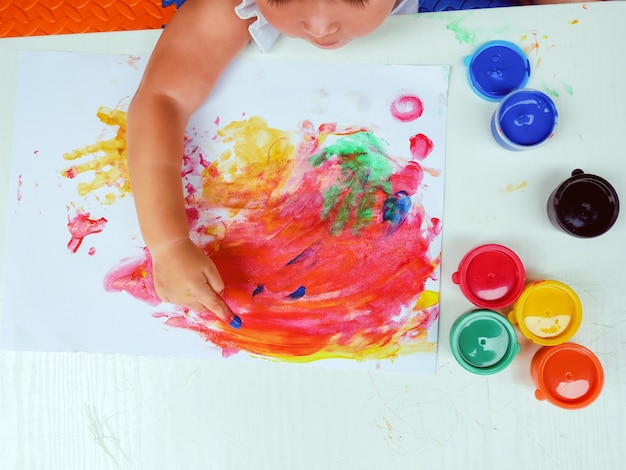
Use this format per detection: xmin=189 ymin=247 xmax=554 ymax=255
xmin=0 ymin=0 xmax=180 ymax=38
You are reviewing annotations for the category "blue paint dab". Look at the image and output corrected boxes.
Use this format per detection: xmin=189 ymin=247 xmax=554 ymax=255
xmin=286 ymin=247 xmax=312 ymax=266
xmin=288 ymin=286 xmax=306 ymax=299
xmin=252 ymin=284 xmax=265 ymax=297
xmin=383 ymin=191 xmax=411 ymax=226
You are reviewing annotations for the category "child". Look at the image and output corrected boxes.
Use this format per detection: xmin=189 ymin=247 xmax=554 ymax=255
xmin=127 ymin=0 xmax=590 ymax=329
xmin=126 ymin=0 xmax=418 ymax=329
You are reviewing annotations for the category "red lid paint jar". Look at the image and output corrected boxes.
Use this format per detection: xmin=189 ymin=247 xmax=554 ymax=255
xmin=547 ymin=169 xmax=620 ymax=238
xmin=452 ymin=244 xmax=526 ymax=309
xmin=531 ymin=343 xmax=604 ymax=409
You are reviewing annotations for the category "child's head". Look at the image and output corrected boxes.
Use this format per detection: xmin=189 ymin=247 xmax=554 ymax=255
xmin=257 ymin=0 xmax=397 ymax=49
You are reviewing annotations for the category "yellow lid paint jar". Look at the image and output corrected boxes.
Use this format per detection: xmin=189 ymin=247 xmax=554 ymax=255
xmin=508 ymin=280 xmax=582 ymax=346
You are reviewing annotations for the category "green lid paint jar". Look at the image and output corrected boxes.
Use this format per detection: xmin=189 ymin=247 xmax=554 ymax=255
xmin=450 ymin=309 xmax=521 ymax=375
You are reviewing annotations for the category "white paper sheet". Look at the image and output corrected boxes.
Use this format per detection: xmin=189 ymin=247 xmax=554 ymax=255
xmin=1 ymin=51 xmax=448 ymax=373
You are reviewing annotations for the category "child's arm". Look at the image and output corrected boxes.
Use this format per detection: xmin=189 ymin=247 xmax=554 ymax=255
xmin=126 ymin=0 xmax=252 ymax=327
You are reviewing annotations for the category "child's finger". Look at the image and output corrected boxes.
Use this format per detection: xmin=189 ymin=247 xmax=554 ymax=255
xmin=195 ymin=290 xmax=241 ymax=329
xmin=202 ymin=262 xmax=226 ymax=297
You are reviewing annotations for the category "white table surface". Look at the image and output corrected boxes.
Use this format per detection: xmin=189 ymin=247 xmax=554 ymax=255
xmin=1 ymin=3 xmax=625 ymax=469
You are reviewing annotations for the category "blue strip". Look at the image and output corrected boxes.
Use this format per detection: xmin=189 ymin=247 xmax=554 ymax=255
xmin=162 ymin=0 xmax=186 ymax=8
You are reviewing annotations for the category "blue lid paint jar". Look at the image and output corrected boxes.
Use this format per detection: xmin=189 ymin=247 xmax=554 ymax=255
xmin=465 ymin=40 xmax=531 ymax=101
xmin=547 ymin=169 xmax=620 ymax=238
xmin=491 ymin=89 xmax=558 ymax=151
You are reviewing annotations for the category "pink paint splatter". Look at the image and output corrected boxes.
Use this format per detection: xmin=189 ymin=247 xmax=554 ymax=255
xmin=430 ymin=217 xmax=442 ymax=236
xmin=390 ymin=95 xmax=424 ymax=122
xmin=62 ymin=166 xmax=78 ymax=179
xmin=126 ymin=55 xmax=141 ymax=69
xmin=103 ymin=247 xmax=161 ymax=307
xmin=67 ymin=210 xmax=108 ymax=253
xmin=390 ymin=161 xmax=423 ymax=196
xmin=16 ymin=175 xmax=23 ymax=202
xmin=409 ymin=133 xmax=434 ymax=160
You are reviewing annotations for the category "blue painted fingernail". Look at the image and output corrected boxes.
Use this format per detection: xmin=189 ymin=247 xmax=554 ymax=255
xmin=229 ymin=315 xmax=242 ymax=329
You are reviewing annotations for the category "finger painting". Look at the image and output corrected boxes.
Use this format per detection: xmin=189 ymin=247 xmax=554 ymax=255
xmin=1 ymin=51 xmax=449 ymax=372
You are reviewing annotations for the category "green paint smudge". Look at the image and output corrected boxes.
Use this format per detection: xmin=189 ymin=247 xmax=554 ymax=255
xmin=443 ymin=14 xmax=518 ymax=47
xmin=560 ymin=79 xmax=574 ymax=95
xmin=542 ymin=85 xmax=560 ymax=98
xmin=311 ymin=132 xmax=393 ymax=236
xmin=445 ymin=17 xmax=478 ymax=46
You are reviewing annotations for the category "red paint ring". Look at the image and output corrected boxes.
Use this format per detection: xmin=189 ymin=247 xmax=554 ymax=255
xmin=390 ymin=95 xmax=424 ymax=122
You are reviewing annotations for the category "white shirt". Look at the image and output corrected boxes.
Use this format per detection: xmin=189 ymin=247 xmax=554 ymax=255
xmin=235 ymin=0 xmax=419 ymax=53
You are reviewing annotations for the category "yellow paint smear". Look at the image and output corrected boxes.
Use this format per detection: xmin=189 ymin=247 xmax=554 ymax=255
xmin=415 ymin=290 xmax=439 ymax=310
xmin=205 ymin=116 xmax=296 ymax=210
xmin=500 ymin=180 xmax=528 ymax=194
xmin=62 ymin=107 xmax=130 ymax=204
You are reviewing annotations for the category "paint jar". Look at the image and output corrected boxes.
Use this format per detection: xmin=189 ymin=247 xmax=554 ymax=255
xmin=465 ymin=40 xmax=531 ymax=101
xmin=452 ymin=244 xmax=525 ymax=309
xmin=531 ymin=343 xmax=604 ymax=409
xmin=508 ymin=280 xmax=582 ymax=346
xmin=450 ymin=309 xmax=521 ymax=375
xmin=491 ymin=89 xmax=558 ymax=150
xmin=547 ymin=169 xmax=620 ymax=238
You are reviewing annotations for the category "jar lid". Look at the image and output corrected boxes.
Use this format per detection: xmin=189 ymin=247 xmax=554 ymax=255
xmin=531 ymin=343 xmax=604 ymax=409
xmin=450 ymin=309 xmax=521 ymax=375
xmin=492 ymin=89 xmax=558 ymax=150
xmin=509 ymin=280 xmax=582 ymax=346
xmin=549 ymin=169 xmax=620 ymax=238
xmin=452 ymin=244 xmax=526 ymax=308
xmin=465 ymin=40 xmax=531 ymax=101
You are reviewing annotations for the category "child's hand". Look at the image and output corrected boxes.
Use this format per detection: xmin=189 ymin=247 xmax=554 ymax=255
xmin=150 ymin=238 xmax=241 ymax=329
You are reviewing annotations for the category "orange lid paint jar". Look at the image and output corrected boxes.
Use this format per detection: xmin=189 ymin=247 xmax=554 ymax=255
xmin=531 ymin=343 xmax=604 ymax=409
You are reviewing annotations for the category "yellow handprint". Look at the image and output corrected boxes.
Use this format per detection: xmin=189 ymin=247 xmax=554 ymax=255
xmin=62 ymin=106 xmax=130 ymax=205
